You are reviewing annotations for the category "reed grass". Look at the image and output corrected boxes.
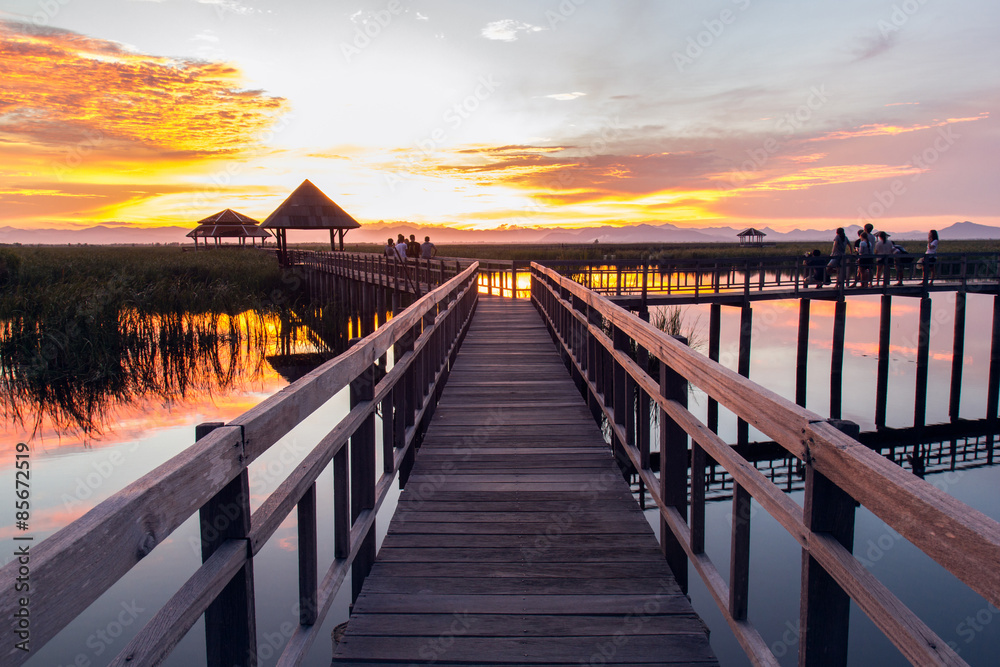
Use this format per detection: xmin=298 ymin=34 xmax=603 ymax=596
xmin=0 ymin=246 xmax=288 ymax=317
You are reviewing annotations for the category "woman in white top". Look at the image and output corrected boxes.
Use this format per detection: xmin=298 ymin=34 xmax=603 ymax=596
xmin=920 ymin=229 xmax=939 ymax=284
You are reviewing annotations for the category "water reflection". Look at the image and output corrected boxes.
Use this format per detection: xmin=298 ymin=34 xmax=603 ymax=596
xmin=0 ymin=304 xmax=349 ymax=443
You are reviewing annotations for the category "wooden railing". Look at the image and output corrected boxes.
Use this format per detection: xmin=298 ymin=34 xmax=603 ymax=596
xmin=0 ymin=263 xmax=479 ymax=667
xmin=287 ymin=250 xmax=530 ymax=299
xmin=530 ymin=262 xmax=1000 ymax=667
xmin=287 ymin=250 xmax=467 ymax=296
xmin=541 ymin=252 xmax=1000 ymax=303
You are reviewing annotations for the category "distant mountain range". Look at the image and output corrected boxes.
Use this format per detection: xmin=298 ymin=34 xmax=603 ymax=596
xmin=2 ymin=220 xmax=999 ymax=246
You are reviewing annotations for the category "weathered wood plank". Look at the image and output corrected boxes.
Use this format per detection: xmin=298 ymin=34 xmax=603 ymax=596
xmin=340 ymin=613 xmax=704 ymax=636
xmin=334 ymin=635 xmax=715 ymax=664
xmin=333 ymin=298 xmax=715 ymax=666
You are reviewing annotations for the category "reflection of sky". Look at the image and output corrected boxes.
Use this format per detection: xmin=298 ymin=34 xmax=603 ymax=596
xmin=0 ymin=310 xmax=327 ymax=454
xmin=3 ymin=288 xmax=997 ymax=665
xmin=0 ymin=314 xmax=396 ymax=666
xmin=648 ymin=290 xmax=1000 ymax=666
xmin=658 ymin=290 xmax=995 ymax=437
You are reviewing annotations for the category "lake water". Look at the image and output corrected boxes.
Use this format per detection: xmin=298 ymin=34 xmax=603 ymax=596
xmin=646 ymin=290 xmax=1000 ymax=666
xmin=2 ymin=288 xmax=998 ymax=665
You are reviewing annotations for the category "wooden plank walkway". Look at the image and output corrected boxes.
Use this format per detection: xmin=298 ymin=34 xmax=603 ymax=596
xmin=331 ymin=296 xmax=717 ymax=666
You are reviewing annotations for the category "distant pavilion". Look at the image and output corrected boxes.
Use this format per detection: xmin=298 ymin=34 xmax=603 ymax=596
xmin=737 ymin=227 xmax=767 ymax=247
xmin=262 ymin=179 xmax=361 ymax=263
xmin=187 ymin=209 xmax=271 ymax=248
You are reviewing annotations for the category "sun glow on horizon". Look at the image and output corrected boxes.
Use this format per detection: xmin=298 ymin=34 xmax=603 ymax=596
xmin=1 ymin=5 xmax=997 ymax=235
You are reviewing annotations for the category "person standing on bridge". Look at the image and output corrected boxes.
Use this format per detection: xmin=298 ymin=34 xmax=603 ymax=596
xmin=855 ymin=230 xmax=874 ymax=288
xmin=874 ymin=231 xmax=893 ymax=286
xmin=394 ymin=234 xmax=408 ymax=261
xmin=421 ymin=235 xmax=437 ymax=259
xmin=407 ymin=234 xmax=421 ymax=258
xmin=825 ymin=227 xmax=852 ymax=286
xmin=384 ymin=238 xmax=396 ymax=258
xmin=918 ymin=229 xmax=939 ymax=284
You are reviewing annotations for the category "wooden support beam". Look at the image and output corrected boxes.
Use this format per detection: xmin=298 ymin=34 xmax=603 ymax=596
xmin=737 ymin=304 xmax=752 ymax=447
xmin=830 ymin=299 xmax=847 ymax=420
xmin=729 ymin=483 xmax=751 ymax=621
xmin=708 ymin=303 xmax=721 ymax=433
xmin=660 ymin=334 xmax=689 ymax=594
xmin=796 ymin=298 xmax=811 ymax=408
xmin=914 ymin=297 xmax=932 ymax=428
xmin=196 ymin=422 xmax=257 ymax=667
xmin=349 ymin=362 xmax=376 ymax=602
xmin=949 ymin=292 xmax=966 ymax=423
xmin=875 ymin=295 xmax=892 ymax=429
xmin=297 ymin=483 xmax=317 ymax=625
xmin=800 ymin=419 xmax=860 ymax=667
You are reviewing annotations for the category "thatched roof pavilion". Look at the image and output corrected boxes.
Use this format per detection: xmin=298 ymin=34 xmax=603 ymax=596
xmin=261 ymin=179 xmax=361 ymax=261
xmin=737 ymin=227 xmax=767 ymax=247
xmin=187 ymin=209 xmax=272 ymax=248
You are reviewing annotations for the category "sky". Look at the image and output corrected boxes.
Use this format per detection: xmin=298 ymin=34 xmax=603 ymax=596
xmin=1 ymin=0 xmax=998 ymax=234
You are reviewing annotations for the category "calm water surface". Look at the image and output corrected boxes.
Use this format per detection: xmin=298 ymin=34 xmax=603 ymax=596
xmin=648 ymin=290 xmax=1000 ymax=666
xmin=2 ymin=289 xmax=997 ymax=665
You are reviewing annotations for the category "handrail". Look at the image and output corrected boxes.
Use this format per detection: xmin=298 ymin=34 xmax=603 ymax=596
xmin=539 ymin=251 xmax=1000 ymax=302
xmin=287 ymin=249 xmax=468 ymax=296
xmin=0 ymin=262 xmax=480 ymax=667
xmin=285 ymin=250 xmax=531 ymax=299
xmin=530 ymin=262 xmax=1000 ymax=667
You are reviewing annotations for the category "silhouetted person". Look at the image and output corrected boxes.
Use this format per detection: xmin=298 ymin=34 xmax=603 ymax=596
xmin=825 ymin=227 xmax=851 ymax=286
xmin=874 ymin=231 xmax=892 ymax=285
xmin=406 ymin=234 xmax=420 ymax=258
xmin=804 ymin=249 xmax=825 ymax=288
xmin=421 ymin=235 xmax=437 ymax=259
xmin=919 ymin=229 xmax=939 ymax=284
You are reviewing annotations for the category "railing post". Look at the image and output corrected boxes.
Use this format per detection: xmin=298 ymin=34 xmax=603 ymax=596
xmin=659 ymin=335 xmax=689 ymax=594
xmin=799 ymin=419 xmax=860 ymax=667
xmin=830 ymin=299 xmax=847 ymax=419
xmin=796 ymin=298 xmax=811 ymax=408
xmin=613 ymin=325 xmax=631 ymax=452
xmin=914 ymin=296 xmax=932 ymax=428
xmin=350 ymin=361 xmax=376 ymax=602
xmin=737 ymin=304 xmax=752 ymax=446
xmin=950 ymin=291 xmax=966 ymax=423
xmin=297 ymin=483 xmax=318 ymax=625
xmin=730 ymin=483 xmax=751 ymax=621
xmin=586 ymin=305 xmax=602 ymax=423
xmin=636 ymin=309 xmax=651 ymax=472
xmin=875 ymin=295 xmax=892 ymax=428
xmin=196 ymin=422 xmax=256 ymax=667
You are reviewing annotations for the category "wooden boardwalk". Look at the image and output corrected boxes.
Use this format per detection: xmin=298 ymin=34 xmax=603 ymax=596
xmin=332 ymin=297 xmax=717 ymax=666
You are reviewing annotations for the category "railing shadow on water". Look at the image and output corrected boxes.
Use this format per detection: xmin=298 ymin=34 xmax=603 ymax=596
xmin=530 ymin=262 xmax=1000 ymax=667
xmin=0 ymin=263 xmax=480 ymax=667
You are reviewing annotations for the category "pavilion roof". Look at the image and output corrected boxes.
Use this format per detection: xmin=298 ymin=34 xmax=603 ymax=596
xmin=737 ymin=227 xmax=767 ymax=237
xmin=261 ymin=179 xmax=361 ymax=230
xmin=196 ymin=208 xmax=262 ymax=226
xmin=186 ymin=224 xmax=271 ymax=239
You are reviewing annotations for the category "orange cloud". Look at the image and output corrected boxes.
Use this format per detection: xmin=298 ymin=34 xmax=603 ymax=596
xmin=0 ymin=19 xmax=288 ymax=156
xmin=734 ymin=164 xmax=926 ymax=192
xmin=807 ymin=113 xmax=989 ymax=143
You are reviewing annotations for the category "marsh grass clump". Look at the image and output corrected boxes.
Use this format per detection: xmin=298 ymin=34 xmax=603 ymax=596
xmin=0 ymin=247 xmax=299 ymax=436
xmin=651 ymin=305 xmax=704 ymax=352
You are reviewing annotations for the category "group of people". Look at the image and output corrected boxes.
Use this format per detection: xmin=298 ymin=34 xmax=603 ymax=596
xmin=385 ymin=234 xmax=436 ymax=261
xmin=805 ymin=225 xmax=939 ymax=288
